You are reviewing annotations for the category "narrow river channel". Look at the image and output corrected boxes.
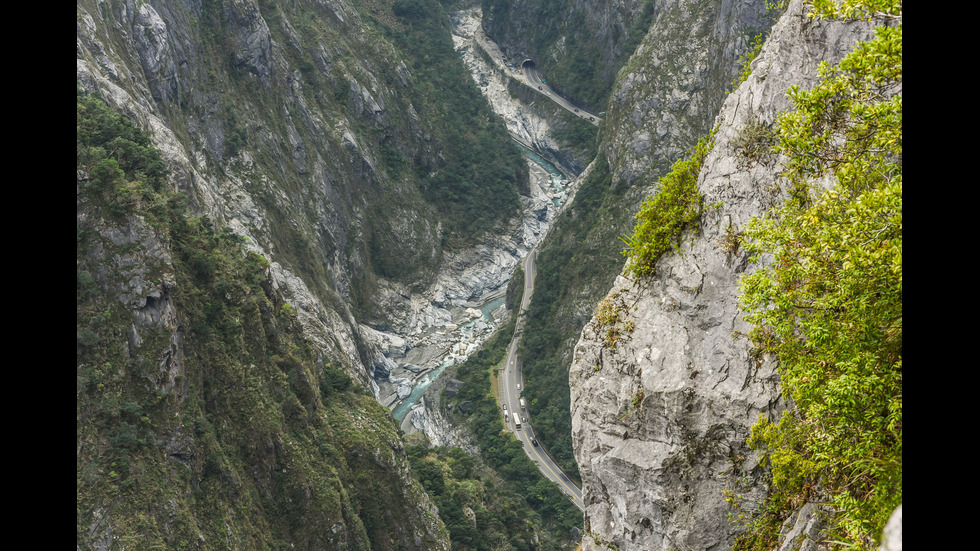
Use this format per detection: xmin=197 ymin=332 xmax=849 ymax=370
xmin=392 ymin=295 xmax=507 ymax=421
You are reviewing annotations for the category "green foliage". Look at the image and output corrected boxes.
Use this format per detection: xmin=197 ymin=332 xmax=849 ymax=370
xmin=504 ymin=264 xmax=524 ymax=311
xmin=591 ymin=291 xmax=635 ymax=350
xmin=445 ymin=316 xmax=584 ymax=548
xmin=223 ymin=105 xmax=248 ymax=157
xmin=320 ymin=361 xmax=354 ymax=397
xmin=77 ymin=90 xmax=450 ymax=550
xmin=551 ymin=111 xmax=600 ymax=156
xmin=392 ymin=0 xmax=428 ymax=19
xmin=621 ymin=133 xmax=714 ymax=278
xmin=76 ymin=89 xmax=168 ymax=221
xmin=731 ymin=117 xmax=778 ymax=168
xmin=809 ymin=0 xmax=902 ymax=20
xmin=737 ymin=9 xmax=902 ymax=549
xmin=384 ymin=0 xmax=527 ymax=241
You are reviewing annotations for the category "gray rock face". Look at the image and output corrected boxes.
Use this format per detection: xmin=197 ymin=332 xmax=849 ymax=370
xmin=777 ymin=503 xmax=833 ymax=551
xmin=879 ymin=505 xmax=902 ymax=551
xmin=403 ymin=395 xmax=480 ymax=456
xmin=568 ymin=2 xmax=878 ymax=549
xmin=602 ymin=0 xmax=775 ymax=191
xmin=132 ymin=2 xmax=180 ymax=102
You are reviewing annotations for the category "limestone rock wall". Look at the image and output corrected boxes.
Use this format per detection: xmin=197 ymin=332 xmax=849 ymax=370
xmin=601 ymin=0 xmax=775 ymax=191
xmin=568 ymin=2 xmax=878 ymax=549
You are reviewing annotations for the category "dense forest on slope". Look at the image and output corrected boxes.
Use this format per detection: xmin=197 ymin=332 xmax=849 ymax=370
xmin=77 ymin=90 xmax=449 ymax=550
xmin=409 ymin=314 xmax=584 ymax=550
xmin=481 ymin=0 xmax=656 ymax=112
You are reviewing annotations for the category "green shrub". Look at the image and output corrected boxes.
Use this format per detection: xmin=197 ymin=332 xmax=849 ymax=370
xmin=737 ymin=7 xmax=902 ymax=548
xmin=621 ymin=133 xmax=714 ymax=278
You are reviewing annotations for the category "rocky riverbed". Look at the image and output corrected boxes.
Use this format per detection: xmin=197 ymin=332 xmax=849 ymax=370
xmin=368 ymin=149 xmax=567 ymax=411
xmin=366 ymin=5 xmax=578 ymax=420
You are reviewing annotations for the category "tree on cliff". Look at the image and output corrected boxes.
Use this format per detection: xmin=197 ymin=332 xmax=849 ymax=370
xmin=737 ymin=1 xmax=902 ymax=549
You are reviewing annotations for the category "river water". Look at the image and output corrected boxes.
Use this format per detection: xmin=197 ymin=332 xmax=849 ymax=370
xmin=392 ymin=295 xmax=507 ymax=421
xmin=515 ymin=143 xmax=569 ymax=206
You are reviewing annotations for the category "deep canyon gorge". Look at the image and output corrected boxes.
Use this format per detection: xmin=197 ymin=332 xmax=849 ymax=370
xmin=77 ymin=0 xmax=902 ymax=549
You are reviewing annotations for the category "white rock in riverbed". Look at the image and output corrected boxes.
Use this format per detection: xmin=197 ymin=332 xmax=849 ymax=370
xmin=396 ymin=383 xmax=413 ymax=400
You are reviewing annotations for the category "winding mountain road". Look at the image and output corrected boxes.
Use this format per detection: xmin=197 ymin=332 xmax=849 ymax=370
xmin=521 ymin=61 xmax=601 ymax=126
xmin=499 ymin=249 xmax=585 ymax=511
xmin=472 ymin=31 xmax=601 ymax=127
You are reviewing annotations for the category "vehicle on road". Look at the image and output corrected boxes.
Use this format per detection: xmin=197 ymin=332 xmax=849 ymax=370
xmin=513 ymin=413 xmax=522 ymax=429
xmin=519 ymin=398 xmax=526 ymax=410
xmin=503 ymin=403 xmax=507 ymax=411
xmin=522 ymin=416 xmax=527 ymax=423
xmin=531 ymin=439 xmax=538 ymax=447
xmin=574 ymin=109 xmax=579 ymax=112
xmin=517 ymin=384 xmax=521 ymax=391
xmin=538 ymin=86 xmax=542 ymax=90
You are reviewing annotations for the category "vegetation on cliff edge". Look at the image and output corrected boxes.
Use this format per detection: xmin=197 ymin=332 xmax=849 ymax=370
xmin=736 ymin=2 xmax=902 ymax=549
xmin=77 ymin=90 xmax=449 ymax=550
xmin=621 ymin=133 xmax=714 ymax=278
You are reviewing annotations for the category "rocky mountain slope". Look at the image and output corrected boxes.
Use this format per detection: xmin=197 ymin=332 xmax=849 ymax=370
xmin=504 ymin=0 xmax=776 ymax=485
xmin=568 ymin=1 xmax=892 ymax=549
xmin=75 ymin=0 xmax=535 ymax=547
xmin=77 ymin=88 xmax=452 ymax=549
xmin=77 ymin=0 xmax=543 ymax=417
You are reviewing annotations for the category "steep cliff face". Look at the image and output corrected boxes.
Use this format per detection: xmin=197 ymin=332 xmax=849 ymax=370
xmin=77 ymin=0 xmax=538 ymax=410
xmin=76 ymin=0 xmax=527 ymax=547
xmin=568 ymin=2 xmax=878 ymax=549
xmin=601 ymin=0 xmax=775 ymax=191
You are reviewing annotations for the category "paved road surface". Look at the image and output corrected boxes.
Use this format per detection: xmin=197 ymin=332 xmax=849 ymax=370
xmin=499 ymin=249 xmax=585 ymax=511
xmin=521 ymin=63 xmax=601 ymax=126
xmin=473 ymin=31 xmax=601 ymax=127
